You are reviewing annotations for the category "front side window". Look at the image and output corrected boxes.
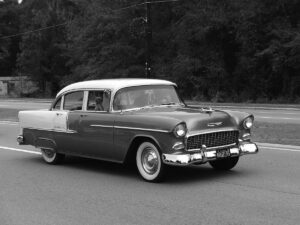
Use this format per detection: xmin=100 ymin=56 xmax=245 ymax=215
xmin=87 ymin=90 xmax=110 ymax=112
xmin=63 ymin=91 xmax=84 ymax=111
xmin=113 ymin=85 xmax=182 ymax=110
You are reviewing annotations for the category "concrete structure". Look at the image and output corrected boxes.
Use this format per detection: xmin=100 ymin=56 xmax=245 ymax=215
xmin=0 ymin=76 xmax=39 ymax=97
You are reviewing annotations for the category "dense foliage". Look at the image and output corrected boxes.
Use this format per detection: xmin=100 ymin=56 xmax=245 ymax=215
xmin=0 ymin=0 xmax=299 ymax=102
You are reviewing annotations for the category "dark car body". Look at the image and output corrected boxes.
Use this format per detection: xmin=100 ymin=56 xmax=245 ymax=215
xmin=17 ymin=79 xmax=258 ymax=181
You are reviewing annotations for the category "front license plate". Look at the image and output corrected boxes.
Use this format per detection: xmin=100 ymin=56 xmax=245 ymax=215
xmin=216 ymin=149 xmax=231 ymax=158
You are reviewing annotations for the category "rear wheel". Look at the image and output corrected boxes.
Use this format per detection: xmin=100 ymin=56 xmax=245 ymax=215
xmin=209 ymin=157 xmax=239 ymax=170
xmin=41 ymin=148 xmax=65 ymax=165
xmin=136 ymin=142 xmax=165 ymax=182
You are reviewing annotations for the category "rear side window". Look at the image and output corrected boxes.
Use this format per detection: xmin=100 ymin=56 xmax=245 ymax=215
xmin=87 ymin=90 xmax=110 ymax=111
xmin=63 ymin=91 xmax=84 ymax=111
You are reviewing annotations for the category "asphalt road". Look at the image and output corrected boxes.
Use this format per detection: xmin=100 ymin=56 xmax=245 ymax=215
xmin=0 ymin=123 xmax=300 ymax=225
xmin=0 ymin=99 xmax=51 ymax=110
xmin=0 ymin=99 xmax=300 ymax=124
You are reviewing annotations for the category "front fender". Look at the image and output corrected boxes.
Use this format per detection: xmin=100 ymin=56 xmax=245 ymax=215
xmin=220 ymin=110 xmax=253 ymax=127
xmin=114 ymin=128 xmax=180 ymax=163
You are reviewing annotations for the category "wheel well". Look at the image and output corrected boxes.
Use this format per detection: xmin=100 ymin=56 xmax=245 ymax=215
xmin=124 ymin=136 xmax=160 ymax=165
xmin=35 ymin=137 xmax=56 ymax=151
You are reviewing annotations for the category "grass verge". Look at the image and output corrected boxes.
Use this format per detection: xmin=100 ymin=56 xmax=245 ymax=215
xmin=252 ymin=122 xmax=300 ymax=146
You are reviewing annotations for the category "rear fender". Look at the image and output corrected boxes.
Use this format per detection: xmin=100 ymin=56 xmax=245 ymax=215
xmin=35 ymin=137 xmax=57 ymax=151
xmin=18 ymin=110 xmax=69 ymax=132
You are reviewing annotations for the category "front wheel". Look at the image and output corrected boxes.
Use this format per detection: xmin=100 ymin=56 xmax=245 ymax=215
xmin=41 ymin=148 xmax=65 ymax=165
xmin=136 ymin=142 xmax=165 ymax=182
xmin=209 ymin=157 xmax=239 ymax=170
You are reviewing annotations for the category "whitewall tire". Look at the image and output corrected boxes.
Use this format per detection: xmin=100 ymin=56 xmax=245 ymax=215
xmin=136 ymin=142 xmax=164 ymax=182
xmin=41 ymin=148 xmax=65 ymax=165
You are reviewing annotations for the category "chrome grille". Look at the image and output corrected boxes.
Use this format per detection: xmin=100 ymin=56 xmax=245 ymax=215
xmin=187 ymin=130 xmax=239 ymax=150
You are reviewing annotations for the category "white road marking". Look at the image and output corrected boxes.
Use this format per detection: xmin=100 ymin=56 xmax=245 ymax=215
xmin=0 ymin=146 xmax=41 ymax=155
xmin=259 ymin=146 xmax=300 ymax=152
xmin=0 ymin=104 xmax=12 ymax=107
xmin=0 ymin=121 xmax=19 ymax=125
xmin=256 ymin=116 xmax=299 ymax=120
xmin=254 ymin=111 xmax=300 ymax=115
xmin=188 ymin=105 xmax=300 ymax=111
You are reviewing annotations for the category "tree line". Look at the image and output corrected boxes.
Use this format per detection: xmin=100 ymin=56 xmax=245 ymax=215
xmin=0 ymin=0 xmax=299 ymax=102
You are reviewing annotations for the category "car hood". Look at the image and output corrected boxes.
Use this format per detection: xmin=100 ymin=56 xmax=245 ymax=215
xmin=122 ymin=106 xmax=250 ymax=134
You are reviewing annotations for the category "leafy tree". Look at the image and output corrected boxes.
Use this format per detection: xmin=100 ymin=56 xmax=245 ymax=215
xmin=64 ymin=0 xmax=146 ymax=87
xmin=2 ymin=0 xmax=299 ymax=101
xmin=17 ymin=0 xmax=78 ymax=95
xmin=0 ymin=0 xmax=20 ymax=77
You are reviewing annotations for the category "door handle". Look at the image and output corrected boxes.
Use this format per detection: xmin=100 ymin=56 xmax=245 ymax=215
xmin=56 ymin=113 xmax=63 ymax=116
xmin=80 ymin=115 xmax=87 ymax=117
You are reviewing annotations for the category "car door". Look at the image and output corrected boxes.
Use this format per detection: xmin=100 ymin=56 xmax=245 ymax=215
xmin=76 ymin=90 xmax=115 ymax=160
xmin=53 ymin=91 xmax=84 ymax=155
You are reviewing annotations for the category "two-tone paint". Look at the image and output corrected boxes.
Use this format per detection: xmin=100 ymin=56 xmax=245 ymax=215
xmin=18 ymin=79 xmax=258 ymax=166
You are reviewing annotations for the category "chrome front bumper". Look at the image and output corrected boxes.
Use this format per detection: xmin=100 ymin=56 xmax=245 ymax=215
xmin=162 ymin=142 xmax=258 ymax=165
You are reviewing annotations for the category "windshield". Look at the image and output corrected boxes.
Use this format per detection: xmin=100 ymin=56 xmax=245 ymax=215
xmin=113 ymin=85 xmax=183 ymax=111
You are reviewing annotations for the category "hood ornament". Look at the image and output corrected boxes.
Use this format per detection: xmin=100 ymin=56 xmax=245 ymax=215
xmin=200 ymin=107 xmax=214 ymax=114
xmin=207 ymin=122 xmax=223 ymax=127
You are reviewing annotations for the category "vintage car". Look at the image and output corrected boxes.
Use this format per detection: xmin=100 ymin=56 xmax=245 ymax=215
xmin=17 ymin=79 xmax=258 ymax=182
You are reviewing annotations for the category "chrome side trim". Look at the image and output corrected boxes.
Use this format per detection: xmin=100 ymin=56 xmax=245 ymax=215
xmin=37 ymin=137 xmax=56 ymax=142
xmin=90 ymin=124 xmax=114 ymax=128
xmin=38 ymin=146 xmax=55 ymax=151
xmin=23 ymin=127 xmax=77 ymax=134
xmin=114 ymin=126 xmax=169 ymax=133
xmin=66 ymin=129 xmax=77 ymax=134
xmin=187 ymin=143 xmax=237 ymax=152
xmin=25 ymin=125 xmax=168 ymax=133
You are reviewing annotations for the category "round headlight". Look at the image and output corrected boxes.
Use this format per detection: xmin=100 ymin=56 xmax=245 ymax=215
xmin=243 ymin=117 xmax=253 ymax=129
xmin=174 ymin=123 xmax=187 ymax=137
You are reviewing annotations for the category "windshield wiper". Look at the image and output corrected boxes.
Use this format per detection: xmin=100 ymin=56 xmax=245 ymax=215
xmin=125 ymin=104 xmax=158 ymax=112
xmin=123 ymin=103 xmax=182 ymax=112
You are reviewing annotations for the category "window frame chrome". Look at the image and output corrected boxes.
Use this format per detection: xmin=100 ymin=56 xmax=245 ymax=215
xmin=84 ymin=89 xmax=112 ymax=112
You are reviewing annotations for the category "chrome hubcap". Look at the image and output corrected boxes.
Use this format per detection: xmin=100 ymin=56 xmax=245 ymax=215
xmin=43 ymin=149 xmax=55 ymax=158
xmin=141 ymin=147 xmax=159 ymax=175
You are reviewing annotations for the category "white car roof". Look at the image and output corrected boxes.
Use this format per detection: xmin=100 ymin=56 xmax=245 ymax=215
xmin=56 ymin=78 xmax=176 ymax=97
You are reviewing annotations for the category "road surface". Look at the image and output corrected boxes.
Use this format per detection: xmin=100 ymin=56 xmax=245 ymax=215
xmin=0 ymin=122 xmax=299 ymax=225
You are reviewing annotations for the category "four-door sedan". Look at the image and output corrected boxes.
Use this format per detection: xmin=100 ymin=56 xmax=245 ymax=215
xmin=17 ymin=79 xmax=258 ymax=182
